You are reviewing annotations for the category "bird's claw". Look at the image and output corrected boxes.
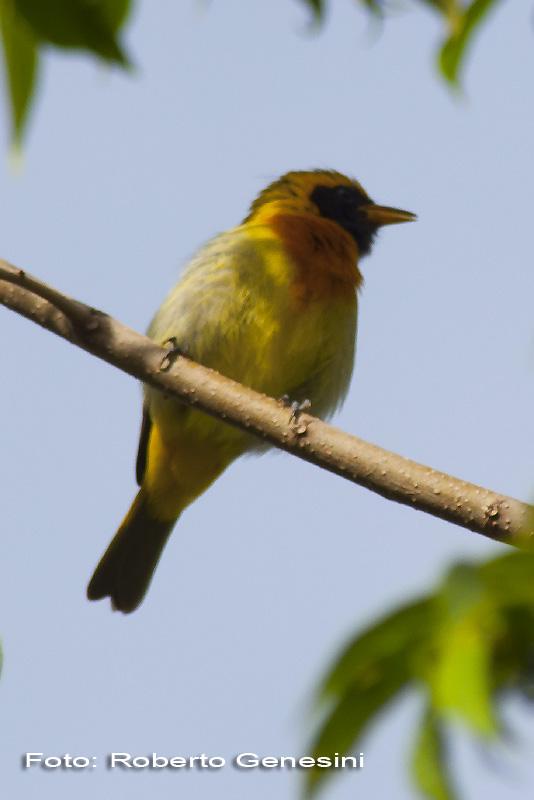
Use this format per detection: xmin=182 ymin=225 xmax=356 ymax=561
xmin=279 ymin=395 xmax=312 ymax=425
xmin=160 ymin=337 xmax=186 ymax=371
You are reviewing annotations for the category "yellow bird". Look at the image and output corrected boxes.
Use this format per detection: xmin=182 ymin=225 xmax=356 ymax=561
xmin=87 ymin=170 xmax=415 ymax=612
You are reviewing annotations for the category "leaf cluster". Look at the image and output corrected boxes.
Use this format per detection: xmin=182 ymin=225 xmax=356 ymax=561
xmin=307 ymin=551 xmax=534 ymax=799
xmin=0 ymin=0 xmax=514 ymax=149
xmin=0 ymin=0 xmax=132 ymax=146
xmin=302 ymin=0 xmax=501 ymax=86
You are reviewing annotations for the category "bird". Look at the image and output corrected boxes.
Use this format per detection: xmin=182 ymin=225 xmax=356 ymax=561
xmin=87 ymin=169 xmax=415 ymax=612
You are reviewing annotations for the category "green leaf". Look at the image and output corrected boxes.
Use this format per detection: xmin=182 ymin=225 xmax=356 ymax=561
xmin=307 ymin=551 xmax=534 ymax=799
xmin=429 ymin=564 xmax=499 ymax=735
xmin=438 ymin=562 xmax=484 ymax=617
xmin=357 ymin=0 xmax=383 ymax=15
xmin=416 ymin=0 xmax=461 ymax=21
xmin=431 ymin=620 xmax=497 ymax=735
xmin=411 ymin=706 xmax=458 ymax=800
xmin=480 ymin=552 xmax=534 ymax=607
xmin=321 ymin=598 xmax=434 ymax=699
xmin=301 ymin=0 xmax=325 ymax=24
xmin=439 ymin=0 xmax=500 ymax=86
xmin=491 ymin=606 xmax=534 ymax=697
xmin=0 ymin=0 xmax=39 ymax=146
xmin=307 ymin=599 xmax=432 ymax=796
xmin=98 ymin=0 xmax=132 ymax=33
xmin=308 ymin=598 xmax=433 ymax=795
xmin=13 ymin=0 xmax=131 ymax=65
xmin=306 ymin=674 xmax=408 ymax=797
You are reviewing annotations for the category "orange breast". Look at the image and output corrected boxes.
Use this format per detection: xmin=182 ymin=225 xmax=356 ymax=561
xmin=268 ymin=212 xmax=362 ymax=309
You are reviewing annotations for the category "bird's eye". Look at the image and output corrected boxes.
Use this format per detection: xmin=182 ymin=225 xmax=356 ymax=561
xmin=334 ymin=184 xmax=369 ymax=209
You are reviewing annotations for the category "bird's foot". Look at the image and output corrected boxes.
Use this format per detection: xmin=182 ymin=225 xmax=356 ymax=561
xmin=160 ymin=337 xmax=188 ymax=371
xmin=279 ymin=395 xmax=312 ymax=425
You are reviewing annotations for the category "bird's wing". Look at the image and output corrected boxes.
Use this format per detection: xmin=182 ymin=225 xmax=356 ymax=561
xmin=135 ymin=403 xmax=152 ymax=485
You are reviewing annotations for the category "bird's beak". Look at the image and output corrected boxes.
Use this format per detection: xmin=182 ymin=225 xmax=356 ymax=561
xmin=362 ymin=204 xmax=417 ymax=227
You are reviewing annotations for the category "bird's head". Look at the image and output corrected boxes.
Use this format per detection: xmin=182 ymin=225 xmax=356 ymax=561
xmin=245 ymin=170 xmax=416 ymax=257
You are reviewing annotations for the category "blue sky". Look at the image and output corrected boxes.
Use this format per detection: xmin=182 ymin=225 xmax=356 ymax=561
xmin=1 ymin=1 xmax=534 ymax=798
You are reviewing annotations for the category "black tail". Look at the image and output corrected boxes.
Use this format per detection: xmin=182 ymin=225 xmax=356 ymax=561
xmin=87 ymin=490 xmax=176 ymax=613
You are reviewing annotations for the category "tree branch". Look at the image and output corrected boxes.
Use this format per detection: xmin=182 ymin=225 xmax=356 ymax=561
xmin=1 ymin=258 xmax=532 ymax=549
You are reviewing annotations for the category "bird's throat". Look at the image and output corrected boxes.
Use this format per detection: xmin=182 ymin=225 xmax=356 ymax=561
xmin=266 ymin=212 xmax=362 ymax=309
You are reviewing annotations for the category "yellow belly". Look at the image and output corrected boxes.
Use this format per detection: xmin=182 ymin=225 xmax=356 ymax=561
xmin=143 ymin=222 xmax=358 ymax=518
